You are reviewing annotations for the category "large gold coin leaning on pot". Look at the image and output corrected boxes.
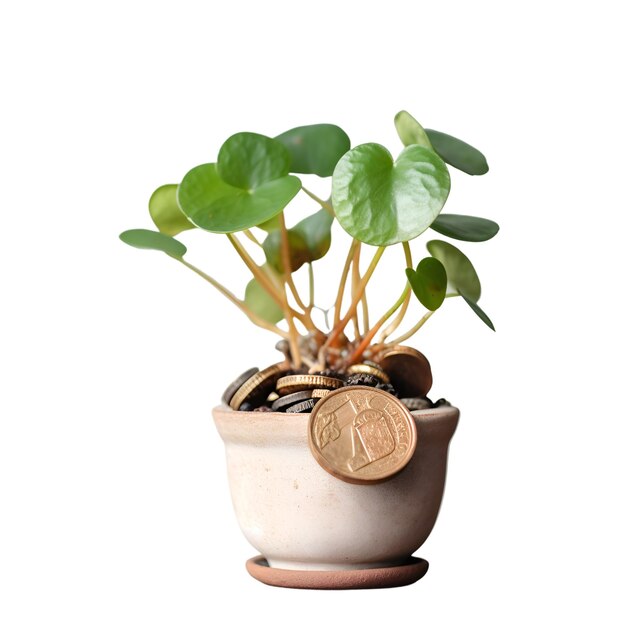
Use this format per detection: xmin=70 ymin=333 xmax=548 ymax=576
xmin=307 ymin=386 xmax=418 ymax=485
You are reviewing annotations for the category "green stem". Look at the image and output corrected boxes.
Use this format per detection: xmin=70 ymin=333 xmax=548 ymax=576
xmin=307 ymin=263 xmax=314 ymax=310
xmin=177 ymin=259 xmax=288 ymax=338
xmin=351 ymin=242 xmax=362 ymax=340
xmin=243 ymin=229 xmax=262 ymax=247
xmin=301 ymin=186 xmax=334 ymax=215
xmin=279 ymin=213 xmax=302 ymax=368
xmin=388 ymin=310 xmax=435 ymax=345
xmin=333 ymin=239 xmax=358 ymax=327
xmin=379 ymin=241 xmax=413 ymax=342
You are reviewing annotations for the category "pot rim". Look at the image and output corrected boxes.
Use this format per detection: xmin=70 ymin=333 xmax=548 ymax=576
xmin=213 ymin=403 xmax=460 ymax=446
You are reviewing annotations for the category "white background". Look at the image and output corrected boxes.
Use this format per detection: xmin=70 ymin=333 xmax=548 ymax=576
xmin=1 ymin=1 xmax=624 ymax=624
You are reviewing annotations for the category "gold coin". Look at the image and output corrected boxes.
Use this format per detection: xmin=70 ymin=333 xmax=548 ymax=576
xmin=230 ymin=362 xmax=290 ymax=410
xmin=307 ymin=386 xmax=418 ymax=485
xmin=276 ymin=374 xmax=344 ymax=396
xmin=376 ymin=346 xmax=432 ymax=398
xmin=346 ymin=363 xmax=390 ymax=384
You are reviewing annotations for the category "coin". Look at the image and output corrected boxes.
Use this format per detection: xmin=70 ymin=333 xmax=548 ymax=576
xmin=346 ymin=373 xmax=380 ymax=387
xmin=377 ymin=346 xmax=433 ymax=398
xmin=308 ymin=386 xmax=418 ymax=485
xmin=400 ymin=397 xmax=432 ymax=411
xmin=230 ymin=362 xmax=290 ymax=410
xmin=276 ymin=374 xmax=344 ymax=396
xmin=286 ymin=398 xmax=321 ymax=413
xmin=221 ymin=367 xmax=259 ymax=405
xmin=346 ymin=363 xmax=390 ymax=384
xmin=271 ymin=389 xmax=331 ymax=412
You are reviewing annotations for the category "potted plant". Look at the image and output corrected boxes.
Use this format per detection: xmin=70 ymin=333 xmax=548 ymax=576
xmin=120 ymin=111 xmax=497 ymax=589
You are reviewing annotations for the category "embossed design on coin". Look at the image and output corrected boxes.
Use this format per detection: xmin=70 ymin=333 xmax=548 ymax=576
xmin=308 ymin=386 xmax=418 ymax=484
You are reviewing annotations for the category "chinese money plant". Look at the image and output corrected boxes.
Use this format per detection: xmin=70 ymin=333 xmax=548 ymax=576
xmin=120 ymin=111 xmax=497 ymax=372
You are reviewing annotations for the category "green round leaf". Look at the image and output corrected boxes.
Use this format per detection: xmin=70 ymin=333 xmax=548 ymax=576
xmin=332 ymin=143 xmax=451 ymax=246
xmin=275 ymin=124 xmax=350 ymax=177
xmin=256 ymin=214 xmax=282 ymax=232
xmin=262 ymin=209 xmax=333 ymax=274
xmin=460 ymin=292 xmax=495 ymax=331
xmin=245 ymin=277 xmax=284 ymax=324
xmin=148 ymin=184 xmax=195 ymax=236
xmin=217 ymin=132 xmax=290 ymax=189
xmin=262 ymin=229 xmax=310 ymax=274
xmin=177 ymin=163 xmax=301 ymax=233
xmin=119 ymin=229 xmax=187 ymax=259
xmin=406 ymin=257 xmax=447 ymax=311
xmin=425 ymin=129 xmax=489 ymax=175
xmin=394 ymin=111 xmax=432 ymax=149
xmin=426 ymin=240 xmax=481 ymax=301
xmin=291 ymin=209 xmax=333 ymax=262
xmin=431 ymin=214 xmax=499 ymax=242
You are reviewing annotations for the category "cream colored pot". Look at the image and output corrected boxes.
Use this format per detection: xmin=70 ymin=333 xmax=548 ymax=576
xmin=213 ymin=405 xmax=459 ymax=571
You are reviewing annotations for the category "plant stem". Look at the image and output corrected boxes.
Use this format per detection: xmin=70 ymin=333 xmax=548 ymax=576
xmin=348 ymin=283 xmax=411 ymax=364
xmin=226 ymin=233 xmax=282 ymax=303
xmin=387 ymin=310 xmax=435 ymax=345
xmin=379 ymin=241 xmax=413 ymax=342
xmin=333 ymin=239 xmax=358 ymax=327
xmin=243 ymin=229 xmax=262 ymax=247
xmin=226 ymin=233 xmax=309 ymax=327
xmin=177 ymin=258 xmax=288 ymax=338
xmin=318 ymin=246 xmax=385 ymax=367
xmin=307 ymin=263 xmax=314 ymax=310
xmin=279 ymin=213 xmax=302 ymax=368
xmin=351 ymin=242 xmax=362 ymax=340
xmin=301 ymin=187 xmax=334 ymax=215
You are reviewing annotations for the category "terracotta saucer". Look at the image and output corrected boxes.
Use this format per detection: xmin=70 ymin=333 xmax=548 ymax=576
xmin=245 ymin=556 xmax=429 ymax=590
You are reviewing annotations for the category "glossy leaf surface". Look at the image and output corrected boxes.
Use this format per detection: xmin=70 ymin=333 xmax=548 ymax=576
xmin=291 ymin=209 xmax=333 ymax=262
xmin=263 ymin=209 xmax=333 ymax=273
xmin=426 ymin=239 xmax=481 ymax=301
xmin=425 ymin=129 xmax=489 ymax=175
xmin=244 ymin=277 xmax=284 ymax=324
xmin=275 ymin=124 xmax=350 ymax=177
xmin=119 ymin=229 xmax=187 ymax=259
xmin=332 ymin=143 xmax=451 ymax=246
xmin=394 ymin=111 xmax=432 ymax=149
xmin=406 ymin=257 xmax=447 ymax=311
xmin=262 ymin=229 xmax=309 ymax=274
xmin=148 ymin=184 xmax=195 ymax=236
xmin=217 ymin=132 xmax=291 ymax=189
xmin=177 ymin=163 xmax=301 ymax=233
xmin=461 ymin=292 xmax=495 ymax=331
xmin=431 ymin=213 xmax=499 ymax=242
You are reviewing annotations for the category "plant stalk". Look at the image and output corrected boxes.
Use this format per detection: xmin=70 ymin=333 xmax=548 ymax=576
xmin=177 ymin=259 xmax=288 ymax=338
xmin=226 ymin=233 xmax=309 ymax=327
xmin=279 ymin=213 xmax=302 ymax=368
xmin=301 ymin=186 xmax=334 ymax=215
xmin=351 ymin=242 xmax=362 ymax=340
xmin=379 ymin=241 xmax=413 ymax=342
xmin=348 ymin=283 xmax=411 ymax=364
xmin=387 ymin=310 xmax=435 ymax=345
xmin=333 ymin=239 xmax=359 ymax=327
xmin=318 ymin=246 xmax=385 ymax=367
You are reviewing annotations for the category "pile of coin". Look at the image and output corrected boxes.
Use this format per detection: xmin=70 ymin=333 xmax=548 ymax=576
xmin=221 ymin=345 xmax=451 ymax=414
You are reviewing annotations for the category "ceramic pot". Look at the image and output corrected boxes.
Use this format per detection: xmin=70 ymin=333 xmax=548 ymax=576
xmin=213 ymin=406 xmax=459 ymax=571
xmin=213 ymin=404 xmax=459 ymax=578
